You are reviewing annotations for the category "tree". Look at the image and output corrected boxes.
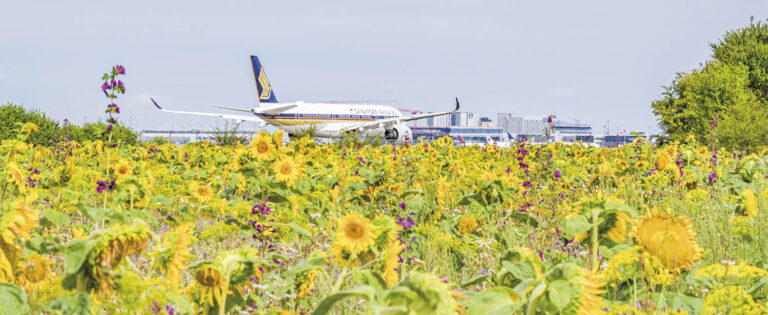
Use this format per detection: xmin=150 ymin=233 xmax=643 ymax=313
xmin=652 ymin=20 xmax=768 ymax=152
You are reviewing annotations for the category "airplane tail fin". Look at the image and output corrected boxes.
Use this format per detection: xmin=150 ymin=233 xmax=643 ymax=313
xmin=250 ymin=56 xmax=278 ymax=104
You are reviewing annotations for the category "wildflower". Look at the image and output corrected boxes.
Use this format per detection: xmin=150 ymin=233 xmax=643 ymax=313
xmin=115 ymin=65 xmax=126 ymax=75
xmin=335 ymin=212 xmax=376 ymax=254
xmin=397 ymin=216 xmax=415 ymax=230
xmin=399 ymin=202 xmax=406 ymax=209
xmin=701 ymin=286 xmax=767 ymax=314
xmin=101 ymin=81 xmax=111 ymax=93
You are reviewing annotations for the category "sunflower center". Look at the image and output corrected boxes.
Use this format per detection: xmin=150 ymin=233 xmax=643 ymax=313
xmin=24 ymin=262 xmax=46 ymax=282
xmin=257 ymin=142 xmax=269 ymax=153
xmin=280 ymin=163 xmax=293 ymax=175
xmin=345 ymin=222 xmax=364 ymax=239
xmin=118 ymin=165 xmax=129 ymax=174
xmin=196 ymin=269 xmax=221 ymax=287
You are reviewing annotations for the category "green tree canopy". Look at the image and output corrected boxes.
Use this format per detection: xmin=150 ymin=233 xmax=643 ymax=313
xmin=652 ymin=19 xmax=768 ymax=153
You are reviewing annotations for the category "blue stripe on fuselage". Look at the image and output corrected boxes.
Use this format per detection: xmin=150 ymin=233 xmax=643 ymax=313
xmin=254 ymin=113 xmax=399 ymax=121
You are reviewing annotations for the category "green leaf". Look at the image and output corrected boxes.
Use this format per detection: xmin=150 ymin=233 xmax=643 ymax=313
xmin=312 ymin=286 xmax=376 ymax=315
xmin=509 ymin=210 xmax=539 ymax=227
xmin=43 ymin=209 xmax=71 ymax=227
xmin=547 ymin=280 xmax=573 ymax=311
xmin=603 ymin=201 xmax=639 ymax=217
xmin=163 ymin=291 xmax=194 ymax=315
xmin=150 ymin=195 xmax=173 ymax=206
xmin=467 ymin=287 xmax=523 ymax=315
xmin=460 ymin=274 xmax=490 ymax=288
xmin=501 ymin=261 xmax=537 ymax=281
xmin=44 ymin=292 xmax=91 ymax=315
xmin=284 ymin=257 xmax=325 ymax=279
xmin=64 ymin=239 xmax=94 ymax=274
xmin=0 ymin=283 xmax=28 ymax=315
xmin=289 ymin=222 xmax=311 ymax=239
xmin=562 ymin=214 xmax=601 ymax=239
xmin=76 ymin=202 xmax=110 ymax=222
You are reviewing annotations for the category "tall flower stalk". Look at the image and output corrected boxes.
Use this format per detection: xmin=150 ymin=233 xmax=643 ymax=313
xmin=98 ymin=65 xmax=126 ymax=210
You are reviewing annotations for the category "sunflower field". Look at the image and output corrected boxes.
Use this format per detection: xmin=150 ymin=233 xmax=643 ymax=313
xmin=2 ymin=121 xmax=768 ymax=314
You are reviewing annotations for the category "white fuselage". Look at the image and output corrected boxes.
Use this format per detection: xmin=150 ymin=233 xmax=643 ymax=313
xmin=251 ymin=102 xmax=403 ymax=137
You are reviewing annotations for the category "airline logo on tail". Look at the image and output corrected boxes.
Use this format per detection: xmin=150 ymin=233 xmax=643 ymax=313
xmin=251 ymin=56 xmax=278 ymax=103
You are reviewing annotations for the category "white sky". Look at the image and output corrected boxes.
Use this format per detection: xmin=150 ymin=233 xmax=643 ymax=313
xmin=1 ymin=0 xmax=766 ymax=134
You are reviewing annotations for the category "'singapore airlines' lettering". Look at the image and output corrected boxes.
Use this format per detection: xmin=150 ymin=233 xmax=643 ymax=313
xmin=351 ymin=108 xmax=399 ymax=116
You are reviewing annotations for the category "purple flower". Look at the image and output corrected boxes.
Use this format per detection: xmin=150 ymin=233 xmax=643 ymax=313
xmin=106 ymin=124 xmax=113 ymax=132
xmin=397 ymin=216 xmax=415 ymax=229
xmin=165 ymin=305 xmax=175 ymax=315
xmin=101 ymin=82 xmax=111 ymax=93
xmin=117 ymin=80 xmax=125 ymax=92
xmin=537 ymin=250 xmax=544 ymax=261
xmin=553 ymin=170 xmax=561 ymax=181
xmin=708 ymin=171 xmax=717 ymax=184
xmin=115 ymin=65 xmax=126 ymax=75
xmin=399 ymin=202 xmax=406 ymax=209
xmin=522 ymin=181 xmax=532 ymax=188
xmin=96 ymin=180 xmax=109 ymax=194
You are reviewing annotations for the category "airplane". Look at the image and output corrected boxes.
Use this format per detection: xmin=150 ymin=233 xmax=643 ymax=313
xmin=150 ymin=56 xmax=460 ymax=143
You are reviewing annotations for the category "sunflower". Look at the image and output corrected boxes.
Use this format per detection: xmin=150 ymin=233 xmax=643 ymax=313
xmin=272 ymin=157 xmax=301 ymax=186
xmin=191 ymin=183 xmax=213 ymax=203
xmin=632 ymin=209 xmax=702 ymax=272
xmin=541 ymin=263 xmax=606 ymax=314
xmin=249 ymin=133 xmax=275 ymax=160
xmin=114 ymin=159 xmax=132 ymax=180
xmin=5 ymin=162 xmax=26 ymax=193
xmin=331 ymin=243 xmax=358 ymax=266
xmin=334 ymin=212 xmax=376 ymax=255
xmin=158 ymin=223 xmax=197 ymax=288
xmin=0 ymin=192 xmax=38 ymax=282
xmin=17 ymin=253 xmax=53 ymax=293
xmin=738 ymin=188 xmax=758 ymax=218
xmin=604 ymin=212 xmax=631 ymax=242
xmin=575 ymin=268 xmax=607 ymax=315
xmin=194 ymin=267 xmax=231 ymax=307
xmin=297 ymin=270 xmax=317 ymax=298
xmin=384 ymin=239 xmax=405 ymax=287
xmin=458 ymin=215 xmax=478 ymax=235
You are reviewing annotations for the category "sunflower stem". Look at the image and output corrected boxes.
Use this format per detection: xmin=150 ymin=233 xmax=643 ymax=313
xmin=591 ymin=209 xmax=600 ymax=272
xmin=526 ymin=283 xmax=547 ymax=315
xmin=330 ymin=253 xmax=356 ymax=295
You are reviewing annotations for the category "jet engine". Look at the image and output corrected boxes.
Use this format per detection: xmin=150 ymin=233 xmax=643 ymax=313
xmin=384 ymin=124 xmax=412 ymax=143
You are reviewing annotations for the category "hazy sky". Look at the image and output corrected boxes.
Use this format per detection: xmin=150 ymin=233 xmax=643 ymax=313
xmin=1 ymin=0 xmax=766 ymax=134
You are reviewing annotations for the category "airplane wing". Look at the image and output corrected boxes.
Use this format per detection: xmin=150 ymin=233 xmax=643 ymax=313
xmin=341 ymin=97 xmax=460 ymax=132
xmin=151 ymin=98 xmax=265 ymax=124
xmin=253 ymin=103 xmax=299 ymax=115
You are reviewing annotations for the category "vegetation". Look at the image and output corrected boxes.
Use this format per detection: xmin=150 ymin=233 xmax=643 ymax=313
xmin=0 ymin=103 xmax=139 ymax=146
xmin=1 ymin=127 xmax=767 ymax=314
xmin=653 ymin=18 xmax=768 ymax=152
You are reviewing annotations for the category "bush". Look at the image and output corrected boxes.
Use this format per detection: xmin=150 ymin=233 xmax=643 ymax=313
xmin=0 ymin=103 xmax=62 ymax=145
xmin=0 ymin=103 xmax=139 ymax=146
xmin=69 ymin=121 xmax=139 ymax=146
